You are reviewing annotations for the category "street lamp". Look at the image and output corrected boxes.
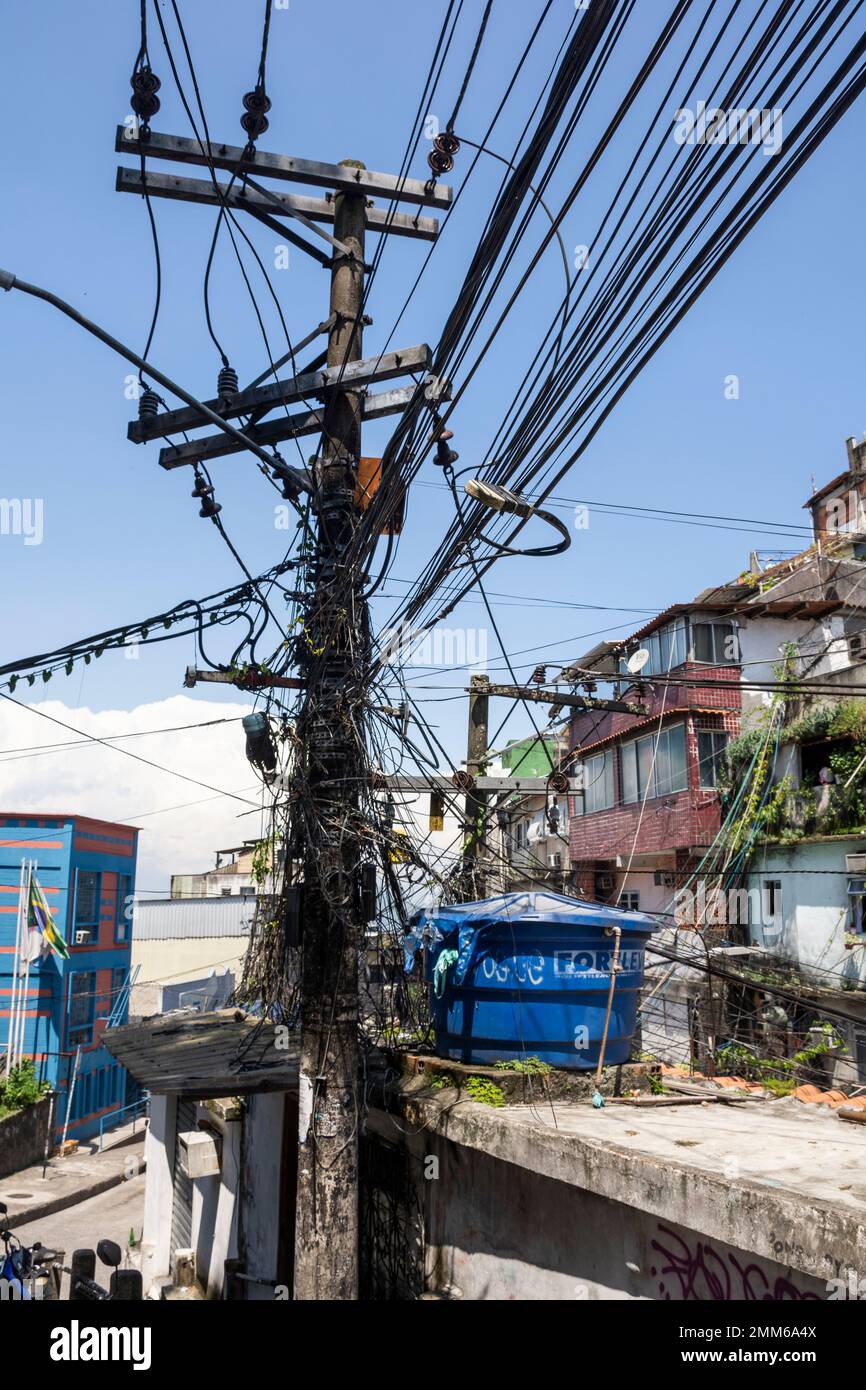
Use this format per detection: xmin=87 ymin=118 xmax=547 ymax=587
xmin=464 ymin=478 xmax=571 ymax=556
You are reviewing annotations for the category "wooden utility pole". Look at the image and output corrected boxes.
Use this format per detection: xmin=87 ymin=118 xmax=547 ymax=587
xmin=463 ymin=673 xmax=490 ymax=897
xmin=293 ymin=163 xmax=367 ymax=1301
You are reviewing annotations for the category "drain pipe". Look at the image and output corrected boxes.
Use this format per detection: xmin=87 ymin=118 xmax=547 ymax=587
xmin=592 ymin=926 xmax=622 ymax=1109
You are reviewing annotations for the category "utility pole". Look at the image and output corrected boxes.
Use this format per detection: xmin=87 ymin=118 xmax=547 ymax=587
xmin=112 ymin=124 xmax=451 ymax=1302
xmin=293 ymin=163 xmax=367 ymax=1302
xmin=463 ymin=673 xmax=490 ymax=898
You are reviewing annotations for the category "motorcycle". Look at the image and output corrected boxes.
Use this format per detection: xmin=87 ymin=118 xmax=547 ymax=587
xmin=0 ymin=1200 xmax=63 ymax=1300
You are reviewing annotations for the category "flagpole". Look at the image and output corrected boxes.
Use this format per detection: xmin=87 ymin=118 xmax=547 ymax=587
xmin=6 ymin=858 xmax=25 ymax=1072
xmin=61 ymin=1044 xmax=81 ymax=1153
xmin=15 ymin=859 xmax=35 ymax=1068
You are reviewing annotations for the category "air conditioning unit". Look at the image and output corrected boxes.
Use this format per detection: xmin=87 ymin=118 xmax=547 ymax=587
xmin=74 ymin=930 xmax=92 ymax=945
xmin=547 ymin=853 xmax=562 ymax=869
xmin=178 ymin=1129 xmax=221 ymax=1180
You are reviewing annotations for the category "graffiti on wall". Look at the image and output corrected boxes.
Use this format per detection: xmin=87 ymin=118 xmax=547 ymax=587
xmin=650 ymin=1224 xmax=821 ymax=1301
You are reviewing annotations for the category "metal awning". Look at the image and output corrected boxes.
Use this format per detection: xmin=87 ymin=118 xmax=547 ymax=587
xmin=104 ymin=1008 xmax=298 ymax=1099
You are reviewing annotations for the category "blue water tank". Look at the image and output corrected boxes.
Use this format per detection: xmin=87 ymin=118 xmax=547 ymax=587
xmin=419 ymin=891 xmax=657 ymax=1070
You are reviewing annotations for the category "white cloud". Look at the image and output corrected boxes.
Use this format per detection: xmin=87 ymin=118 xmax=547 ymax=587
xmin=0 ymin=696 xmax=271 ymax=893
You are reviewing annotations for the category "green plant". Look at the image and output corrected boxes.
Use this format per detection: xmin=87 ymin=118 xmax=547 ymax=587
xmin=380 ymin=1024 xmax=428 ymax=1047
xmin=494 ymin=1055 xmax=552 ymax=1077
xmin=0 ymin=1060 xmax=50 ymax=1117
xmin=759 ymin=776 xmax=794 ymax=839
xmin=250 ymin=833 xmax=276 ymax=888
xmin=648 ymin=1072 xmax=665 ymax=1095
xmin=429 ymin=1071 xmax=457 ymax=1090
xmin=465 ymin=1077 xmax=506 ymax=1107
xmin=762 ymin=1076 xmax=796 ymax=1097
xmin=717 ymin=727 xmax=763 ymax=796
xmin=716 ymin=1033 xmax=845 ymax=1092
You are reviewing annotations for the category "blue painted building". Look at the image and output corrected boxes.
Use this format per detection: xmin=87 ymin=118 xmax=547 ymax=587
xmin=0 ymin=813 xmax=139 ymax=1141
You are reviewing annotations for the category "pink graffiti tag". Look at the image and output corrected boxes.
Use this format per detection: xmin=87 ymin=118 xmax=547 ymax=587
xmin=650 ymin=1224 xmax=820 ymax=1301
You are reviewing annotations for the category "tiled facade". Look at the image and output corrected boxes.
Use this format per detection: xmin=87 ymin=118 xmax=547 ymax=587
xmin=568 ymin=666 xmax=741 ymax=898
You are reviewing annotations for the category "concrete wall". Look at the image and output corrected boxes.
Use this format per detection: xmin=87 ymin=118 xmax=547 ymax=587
xmin=0 ymin=1093 xmax=54 ymax=1178
xmin=363 ymin=1113 xmax=830 ymax=1302
xmin=239 ymin=1092 xmax=290 ymax=1298
xmin=639 ymin=979 xmax=693 ymax=1066
xmin=141 ymin=1093 xmax=176 ymax=1292
xmin=140 ymin=1091 xmax=289 ymax=1300
xmin=737 ymin=617 xmax=821 ymax=720
xmin=745 ymin=837 xmax=866 ymax=989
xmin=420 ymin=1137 xmax=826 ymax=1301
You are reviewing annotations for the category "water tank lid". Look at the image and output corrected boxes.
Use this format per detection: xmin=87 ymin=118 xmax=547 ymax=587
xmin=414 ymin=890 xmax=656 ymax=935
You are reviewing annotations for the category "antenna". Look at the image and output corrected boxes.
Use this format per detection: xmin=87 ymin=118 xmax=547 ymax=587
xmin=626 ymin=648 xmax=650 ymax=675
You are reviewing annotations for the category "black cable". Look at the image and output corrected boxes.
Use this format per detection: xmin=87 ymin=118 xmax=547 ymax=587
xmin=447 ymin=0 xmax=494 ymax=132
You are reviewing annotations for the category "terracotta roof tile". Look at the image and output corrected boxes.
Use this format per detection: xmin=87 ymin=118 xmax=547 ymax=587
xmin=793 ymin=1084 xmax=854 ymax=1107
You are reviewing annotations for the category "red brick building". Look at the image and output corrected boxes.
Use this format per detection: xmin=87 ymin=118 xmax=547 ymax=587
xmin=565 ymin=607 xmax=742 ymax=914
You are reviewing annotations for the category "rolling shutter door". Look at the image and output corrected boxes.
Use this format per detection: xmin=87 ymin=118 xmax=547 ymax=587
xmin=170 ymin=1098 xmax=196 ymax=1259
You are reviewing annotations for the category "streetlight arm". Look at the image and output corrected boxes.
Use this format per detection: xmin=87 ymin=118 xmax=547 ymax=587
xmin=0 ymin=269 xmax=311 ymax=496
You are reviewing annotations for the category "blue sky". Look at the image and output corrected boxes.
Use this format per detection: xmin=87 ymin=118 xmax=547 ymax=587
xmin=2 ymin=0 xmax=866 ymax=777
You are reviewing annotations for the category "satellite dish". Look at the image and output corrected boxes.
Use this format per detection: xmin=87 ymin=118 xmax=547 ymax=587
xmin=626 ymin=648 xmax=650 ymax=675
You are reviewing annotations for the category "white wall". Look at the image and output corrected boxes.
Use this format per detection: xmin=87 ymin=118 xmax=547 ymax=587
xmin=390 ymin=789 xmax=462 ymax=912
xmin=240 ymin=1093 xmax=288 ymax=1298
xmin=130 ymin=937 xmax=249 ymax=1018
xmin=746 ymin=836 xmax=866 ymax=990
xmin=738 ymin=614 xmax=851 ymax=724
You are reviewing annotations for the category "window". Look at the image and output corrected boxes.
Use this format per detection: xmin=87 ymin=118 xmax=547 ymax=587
xmin=67 ymin=971 xmax=96 ymax=1047
xmin=763 ymin=879 xmax=782 ymax=921
xmin=692 ymin=621 xmax=737 ymax=665
xmin=697 ymin=730 xmax=729 ymax=789
xmin=74 ymin=870 xmax=100 ymax=928
xmin=620 ymin=724 xmax=687 ymax=803
xmin=619 ymin=892 xmax=640 ymax=912
xmin=574 ymin=750 xmax=614 ymax=815
xmin=621 ymin=619 xmax=686 ymax=679
xmin=115 ymin=874 xmax=131 ymax=943
xmin=429 ymin=790 xmax=445 ymax=833
xmin=621 ymin=735 xmax=654 ymax=804
xmin=848 ymin=877 xmax=866 ymax=934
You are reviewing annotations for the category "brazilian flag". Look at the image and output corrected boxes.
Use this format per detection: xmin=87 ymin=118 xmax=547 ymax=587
xmin=28 ymin=875 xmax=70 ymax=961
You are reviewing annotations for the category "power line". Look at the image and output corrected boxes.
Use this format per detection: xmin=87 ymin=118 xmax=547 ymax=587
xmin=0 ymin=690 xmax=261 ymax=808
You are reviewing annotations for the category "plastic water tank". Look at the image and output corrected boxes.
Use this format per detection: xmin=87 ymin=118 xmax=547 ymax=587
xmin=420 ymin=890 xmax=656 ymax=1070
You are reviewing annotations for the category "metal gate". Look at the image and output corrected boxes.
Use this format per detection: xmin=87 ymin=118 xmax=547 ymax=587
xmin=170 ymin=1098 xmax=196 ymax=1259
xmin=359 ymin=1136 xmax=425 ymax=1300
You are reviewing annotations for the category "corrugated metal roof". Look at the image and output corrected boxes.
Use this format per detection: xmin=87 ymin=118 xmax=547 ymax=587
xmin=133 ymin=895 xmax=254 ymax=940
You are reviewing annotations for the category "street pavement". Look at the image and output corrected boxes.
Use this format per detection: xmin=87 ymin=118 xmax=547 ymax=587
xmin=11 ymin=1171 xmax=145 ymax=1299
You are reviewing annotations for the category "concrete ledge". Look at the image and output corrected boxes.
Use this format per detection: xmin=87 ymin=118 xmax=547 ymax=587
xmin=375 ymin=1078 xmax=866 ymax=1282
